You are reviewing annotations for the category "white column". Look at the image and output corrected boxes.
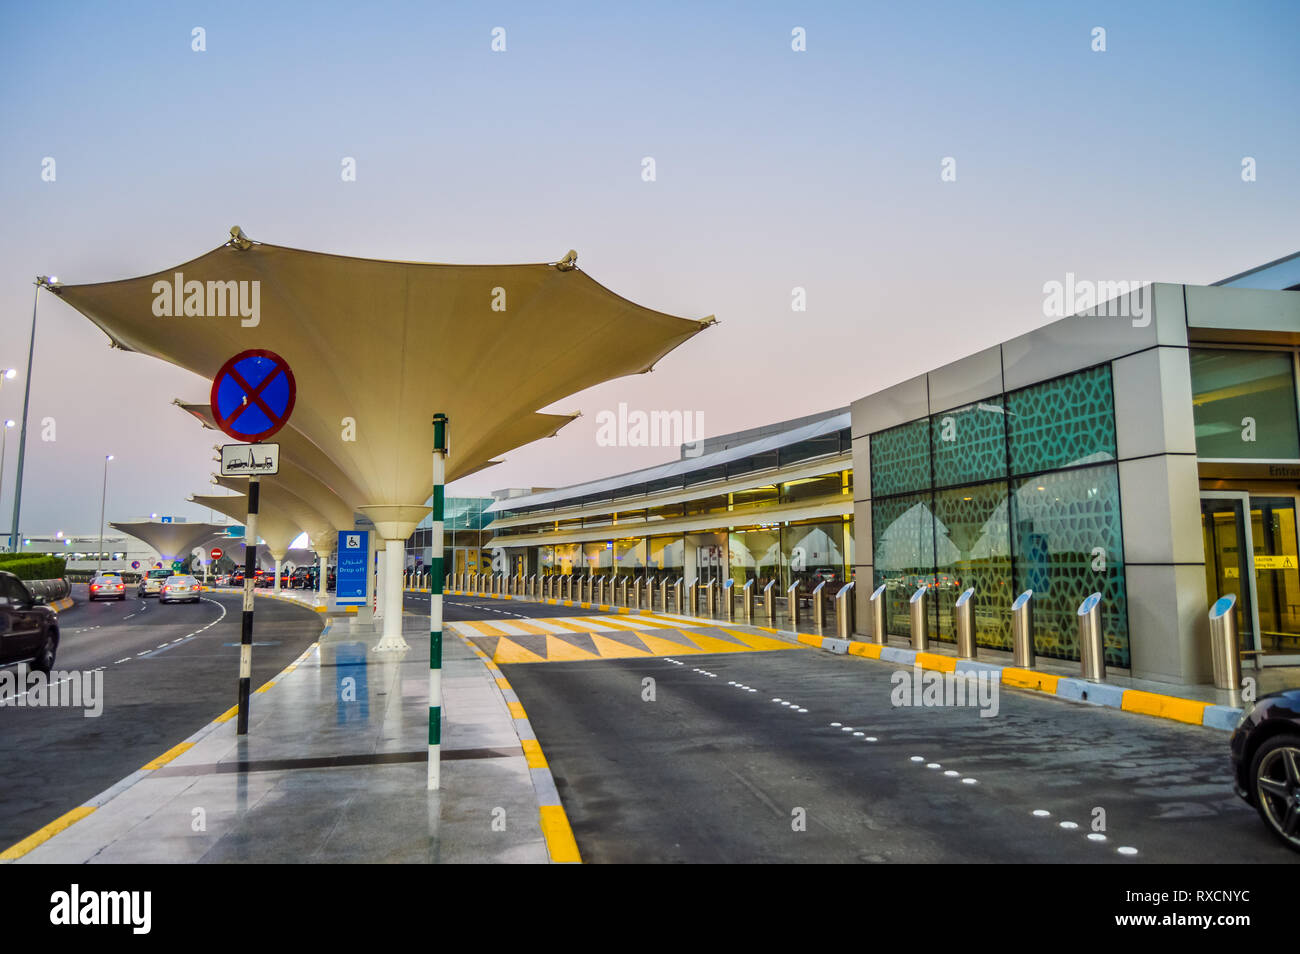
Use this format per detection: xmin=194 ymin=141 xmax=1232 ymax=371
xmin=315 ymin=549 xmax=330 ymax=605
xmin=273 ymin=557 xmax=282 ymax=594
xmin=374 ymin=547 xmax=385 ymax=620
xmin=375 ymin=538 xmax=409 ymax=651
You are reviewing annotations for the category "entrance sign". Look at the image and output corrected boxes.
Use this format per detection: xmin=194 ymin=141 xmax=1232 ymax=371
xmin=336 ymin=530 xmax=370 ymax=605
xmin=220 ymin=442 xmax=280 ymax=476
xmin=210 ymin=350 xmax=297 ymax=442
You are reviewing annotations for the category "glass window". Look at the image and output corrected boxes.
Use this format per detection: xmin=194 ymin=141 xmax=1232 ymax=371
xmin=684 ymin=494 xmax=728 ymax=517
xmin=553 ymin=543 xmax=580 ymax=575
xmin=932 ymin=482 xmax=1012 ymax=650
xmin=1190 ymin=349 xmax=1300 ymax=460
xmin=1006 ymin=366 xmax=1116 ymax=476
xmin=871 ymin=492 xmax=936 ymax=638
xmin=931 ymin=400 xmax=1007 ymax=488
xmin=784 ymin=521 xmax=848 ymax=591
xmin=728 ymin=527 xmax=781 ymax=587
xmin=581 ymin=541 xmax=612 ymax=573
xmin=646 ymin=502 xmax=684 ymax=522
xmin=780 ymin=473 xmax=842 ymax=504
xmin=647 ymin=534 xmax=683 ymax=580
xmin=1009 ymin=464 xmax=1129 ymax=667
xmin=731 ymin=485 xmax=779 ymax=510
xmin=871 ymin=419 xmax=931 ymax=497
xmin=612 ymin=538 xmax=646 ymax=576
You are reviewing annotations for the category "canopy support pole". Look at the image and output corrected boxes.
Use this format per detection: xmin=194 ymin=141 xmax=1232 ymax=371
xmin=429 ymin=413 xmax=448 ymax=790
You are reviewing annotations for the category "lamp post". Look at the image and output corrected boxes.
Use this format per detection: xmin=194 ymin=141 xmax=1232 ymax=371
xmin=97 ymin=454 xmax=113 ymax=572
xmin=11 ymin=278 xmax=55 ymax=552
xmin=0 ymin=419 xmax=14 ymax=544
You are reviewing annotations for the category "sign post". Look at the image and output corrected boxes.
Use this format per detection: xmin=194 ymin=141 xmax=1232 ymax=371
xmin=336 ymin=530 xmax=370 ymax=606
xmin=429 ymin=413 xmax=448 ymax=790
xmin=210 ymin=349 xmax=296 ymax=736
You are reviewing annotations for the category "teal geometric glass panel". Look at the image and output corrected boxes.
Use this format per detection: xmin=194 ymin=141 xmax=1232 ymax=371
xmin=871 ymin=419 xmax=931 ymax=498
xmin=932 ymin=481 xmax=1013 ymax=651
xmin=1009 ymin=464 xmax=1129 ymax=667
xmin=871 ymin=492 xmax=935 ymax=639
xmin=931 ymin=399 xmax=1007 ymax=489
xmin=1006 ymin=366 xmax=1116 ymax=476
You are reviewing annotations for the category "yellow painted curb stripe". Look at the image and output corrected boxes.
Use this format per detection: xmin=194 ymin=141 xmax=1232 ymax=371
xmin=915 ymin=652 xmax=957 ymax=673
xmin=0 ymin=805 xmax=96 ymax=860
xmin=1001 ymin=668 xmax=1060 ymax=693
xmin=255 ymin=681 xmax=276 ymax=694
xmin=215 ymin=705 xmax=239 ymax=723
xmin=539 ymin=804 xmax=582 ymax=863
xmin=1121 ymin=689 xmax=1208 ymax=725
xmin=847 ymin=642 xmax=883 ymax=659
xmin=508 ymin=701 xmax=527 ymax=719
xmin=142 ymin=741 xmax=194 ymax=771
xmin=521 ymin=738 xmax=548 ymax=768
xmin=796 ymin=634 xmax=823 ymax=648
xmin=496 ymin=677 xmax=511 ymax=690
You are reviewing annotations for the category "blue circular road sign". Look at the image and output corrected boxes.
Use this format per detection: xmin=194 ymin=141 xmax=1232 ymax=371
xmin=210 ymin=349 xmax=297 ymax=443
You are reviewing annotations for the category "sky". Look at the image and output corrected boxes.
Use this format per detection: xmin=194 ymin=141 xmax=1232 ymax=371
xmin=0 ymin=0 xmax=1296 ymax=534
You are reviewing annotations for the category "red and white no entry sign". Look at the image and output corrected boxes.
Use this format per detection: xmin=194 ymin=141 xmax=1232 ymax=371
xmin=211 ymin=546 xmax=224 ymax=560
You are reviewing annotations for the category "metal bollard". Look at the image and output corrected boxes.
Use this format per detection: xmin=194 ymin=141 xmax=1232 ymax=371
xmin=631 ymin=576 xmax=642 ymax=610
xmin=724 ymin=579 xmax=735 ymax=622
xmin=1209 ymin=594 xmax=1241 ymax=692
xmin=955 ymin=587 xmax=976 ymax=658
xmin=705 ymin=579 xmax=717 ymax=618
xmin=909 ymin=584 xmax=928 ymax=651
xmin=812 ymin=580 xmax=828 ymax=635
xmin=787 ymin=581 xmax=801 ymax=632
xmin=684 ymin=577 xmax=697 ymax=616
xmin=671 ymin=577 xmax=683 ymax=614
xmin=1012 ymin=589 xmax=1035 ymax=668
xmin=742 ymin=579 xmax=755 ymax=624
xmin=1077 ymin=592 xmax=1105 ymax=681
xmin=763 ymin=580 xmax=776 ymax=626
xmin=836 ymin=581 xmax=855 ymax=640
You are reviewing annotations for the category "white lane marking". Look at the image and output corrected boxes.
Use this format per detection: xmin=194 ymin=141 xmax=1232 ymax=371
xmin=910 ymin=756 xmax=925 ymax=762
xmin=944 ymin=770 xmax=959 ymax=777
xmin=961 ymin=778 xmax=977 ymax=785
xmin=797 ymin=708 xmax=807 ymax=713
xmin=1117 ymin=846 xmax=1138 ymax=856
xmin=1032 ymin=809 xmax=1051 ymax=817
xmin=864 ymin=737 xmax=877 ymax=742
xmin=8 ymin=675 xmax=75 ymax=702
xmin=1059 ymin=821 xmax=1079 ymax=830
xmin=115 ymin=658 xmax=131 ymax=664
xmin=1087 ymin=833 xmax=1107 ymax=842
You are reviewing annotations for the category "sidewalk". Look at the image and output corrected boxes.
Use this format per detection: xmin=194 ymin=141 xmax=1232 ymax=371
xmin=5 ymin=605 xmax=576 ymax=864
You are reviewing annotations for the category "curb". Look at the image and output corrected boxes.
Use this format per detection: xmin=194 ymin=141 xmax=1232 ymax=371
xmin=0 ymin=636 xmax=322 ymax=862
xmin=451 ymin=629 xmax=581 ymax=864
xmin=766 ymin=632 xmax=1243 ymax=732
xmin=49 ymin=597 xmax=74 ymax=612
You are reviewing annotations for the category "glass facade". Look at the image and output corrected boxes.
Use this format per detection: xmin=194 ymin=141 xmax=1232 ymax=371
xmin=870 ymin=365 xmax=1130 ymax=666
xmin=1190 ymin=348 xmax=1300 ymax=460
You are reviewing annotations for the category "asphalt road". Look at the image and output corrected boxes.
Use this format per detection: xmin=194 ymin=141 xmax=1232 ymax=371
xmin=504 ymin=646 xmax=1300 ymax=863
xmin=0 ymin=586 xmax=323 ymax=850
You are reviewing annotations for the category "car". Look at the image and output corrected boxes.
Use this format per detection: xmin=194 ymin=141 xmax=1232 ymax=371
xmin=230 ymin=568 xmax=245 ymax=586
xmin=0 ymin=570 xmax=61 ymax=674
xmin=137 ymin=567 xmax=171 ymax=598
xmin=290 ymin=567 xmax=313 ymax=589
xmin=1230 ymin=687 xmax=1300 ymax=853
xmin=159 ymin=574 xmax=202 ymax=604
xmin=89 ymin=573 xmax=127 ymax=601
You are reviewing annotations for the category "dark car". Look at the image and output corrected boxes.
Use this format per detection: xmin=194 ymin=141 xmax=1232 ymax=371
xmin=230 ymin=568 xmax=245 ymax=586
xmin=0 ymin=571 xmax=61 ymax=674
xmin=1230 ymin=687 xmax=1300 ymax=852
xmin=290 ymin=567 xmax=313 ymax=589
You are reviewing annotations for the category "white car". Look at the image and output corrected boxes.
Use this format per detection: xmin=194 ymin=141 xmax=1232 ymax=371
xmin=159 ymin=575 xmax=201 ymax=604
xmin=89 ymin=574 xmax=127 ymax=601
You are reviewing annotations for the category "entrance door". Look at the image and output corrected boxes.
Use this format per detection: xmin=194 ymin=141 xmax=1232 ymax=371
xmin=1248 ymin=497 xmax=1300 ymax=658
xmin=1201 ymin=494 xmax=1257 ymax=656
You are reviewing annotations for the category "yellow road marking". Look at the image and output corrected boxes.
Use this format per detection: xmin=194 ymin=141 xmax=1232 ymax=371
xmin=590 ymin=632 xmax=653 ymax=658
xmin=1001 ymin=668 xmax=1060 ymax=693
xmin=680 ymin=631 xmax=752 ymax=654
xmin=0 ymin=805 xmax=97 ymax=860
xmin=915 ymin=652 xmax=958 ymax=673
xmin=142 ymin=741 xmax=194 ymax=771
xmin=539 ymin=805 xmax=582 ymax=863
xmin=215 ymin=705 xmax=239 ymax=722
xmin=544 ymin=635 xmax=601 ymax=662
xmin=719 ymin=628 xmax=805 ymax=652
xmin=521 ymin=738 xmax=548 ymax=768
xmin=459 ymin=619 xmax=510 ymax=637
xmin=633 ymin=631 xmax=707 ymax=656
xmin=508 ymin=701 xmax=527 ymax=719
xmin=492 ymin=637 xmax=548 ymax=664
xmin=495 ymin=677 xmax=511 ymax=690
xmin=1121 ymin=690 xmax=1208 ymax=725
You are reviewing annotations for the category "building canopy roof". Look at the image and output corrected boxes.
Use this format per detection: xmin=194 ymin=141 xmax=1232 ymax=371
xmin=190 ymin=494 xmax=302 ymax=559
xmin=53 ymin=231 xmax=713 ymax=537
xmin=108 ymin=521 xmax=229 ymax=562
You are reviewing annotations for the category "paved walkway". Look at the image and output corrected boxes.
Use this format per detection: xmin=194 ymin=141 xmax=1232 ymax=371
xmin=8 ymin=610 xmax=570 ymax=864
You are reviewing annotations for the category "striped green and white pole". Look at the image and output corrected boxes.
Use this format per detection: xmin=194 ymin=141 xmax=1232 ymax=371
xmin=429 ymin=413 xmax=448 ymax=790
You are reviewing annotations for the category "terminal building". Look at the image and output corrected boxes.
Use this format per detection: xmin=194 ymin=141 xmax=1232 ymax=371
xmin=488 ymin=253 xmax=1300 ymax=687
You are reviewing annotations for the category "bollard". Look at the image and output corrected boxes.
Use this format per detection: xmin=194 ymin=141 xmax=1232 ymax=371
xmin=763 ymin=580 xmax=777 ymax=626
xmin=787 ymin=581 xmax=801 ymax=632
xmin=812 ymin=580 xmax=829 ymax=636
xmin=724 ymin=579 xmax=735 ymax=622
xmin=1012 ymin=589 xmax=1035 ymax=668
xmin=631 ymin=576 xmax=642 ymax=610
xmin=671 ymin=577 xmax=683 ymax=614
xmin=684 ymin=577 xmax=697 ymax=616
xmin=615 ymin=576 xmax=626 ymax=607
xmin=742 ymin=579 xmax=755 ymax=624
xmin=1209 ymin=594 xmax=1241 ymax=692
xmin=870 ymin=584 xmax=888 ymax=643
xmin=705 ymin=579 xmax=717 ymax=618
xmin=955 ymin=587 xmax=976 ymax=659
xmin=1077 ymin=592 xmax=1105 ymax=681
xmin=594 ymin=576 xmax=604 ymax=605
xmin=909 ymin=584 xmax=928 ymax=651
xmin=561 ymin=575 xmax=570 ymax=601
xmin=836 ymin=581 xmax=855 ymax=640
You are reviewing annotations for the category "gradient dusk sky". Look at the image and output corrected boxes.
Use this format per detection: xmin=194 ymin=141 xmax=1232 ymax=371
xmin=0 ymin=0 xmax=1296 ymax=533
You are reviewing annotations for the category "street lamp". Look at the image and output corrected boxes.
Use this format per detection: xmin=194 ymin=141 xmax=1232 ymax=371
xmin=0 ymin=419 xmax=14 ymax=545
xmin=10 ymin=277 xmax=59 ymax=552
xmin=97 ymin=454 xmax=113 ymax=572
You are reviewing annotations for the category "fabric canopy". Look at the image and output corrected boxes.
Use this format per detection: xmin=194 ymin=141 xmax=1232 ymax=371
xmin=189 ymin=494 xmax=303 ymax=559
xmin=109 ymin=521 xmax=229 ymax=563
xmin=54 ymin=231 xmax=713 ymax=537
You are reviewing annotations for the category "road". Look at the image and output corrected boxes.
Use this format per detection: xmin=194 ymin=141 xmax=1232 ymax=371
xmin=0 ymin=586 xmax=323 ymax=850
xmin=483 ymin=603 xmax=1298 ymax=864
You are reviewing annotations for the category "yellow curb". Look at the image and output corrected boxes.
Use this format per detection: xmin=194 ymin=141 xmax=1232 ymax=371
xmin=255 ymin=681 xmax=276 ymax=694
xmin=508 ymin=701 xmax=527 ymax=719
xmin=495 ymin=677 xmax=511 ymax=690
xmin=1001 ymin=668 xmax=1061 ymax=693
xmin=215 ymin=705 xmax=239 ymax=723
xmin=847 ymin=641 xmax=883 ymax=659
xmin=796 ymin=634 xmax=823 ymax=648
xmin=521 ymin=738 xmax=547 ymax=769
xmin=539 ymin=804 xmax=582 ymax=863
xmin=1121 ymin=689 xmax=1208 ymax=725
xmin=915 ymin=652 xmax=958 ymax=673
xmin=0 ymin=805 xmax=96 ymax=860
xmin=142 ymin=741 xmax=194 ymax=771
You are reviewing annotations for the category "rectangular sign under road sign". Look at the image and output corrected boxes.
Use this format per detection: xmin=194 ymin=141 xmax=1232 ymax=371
xmin=336 ymin=530 xmax=370 ymax=605
xmin=220 ymin=442 xmax=280 ymax=476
